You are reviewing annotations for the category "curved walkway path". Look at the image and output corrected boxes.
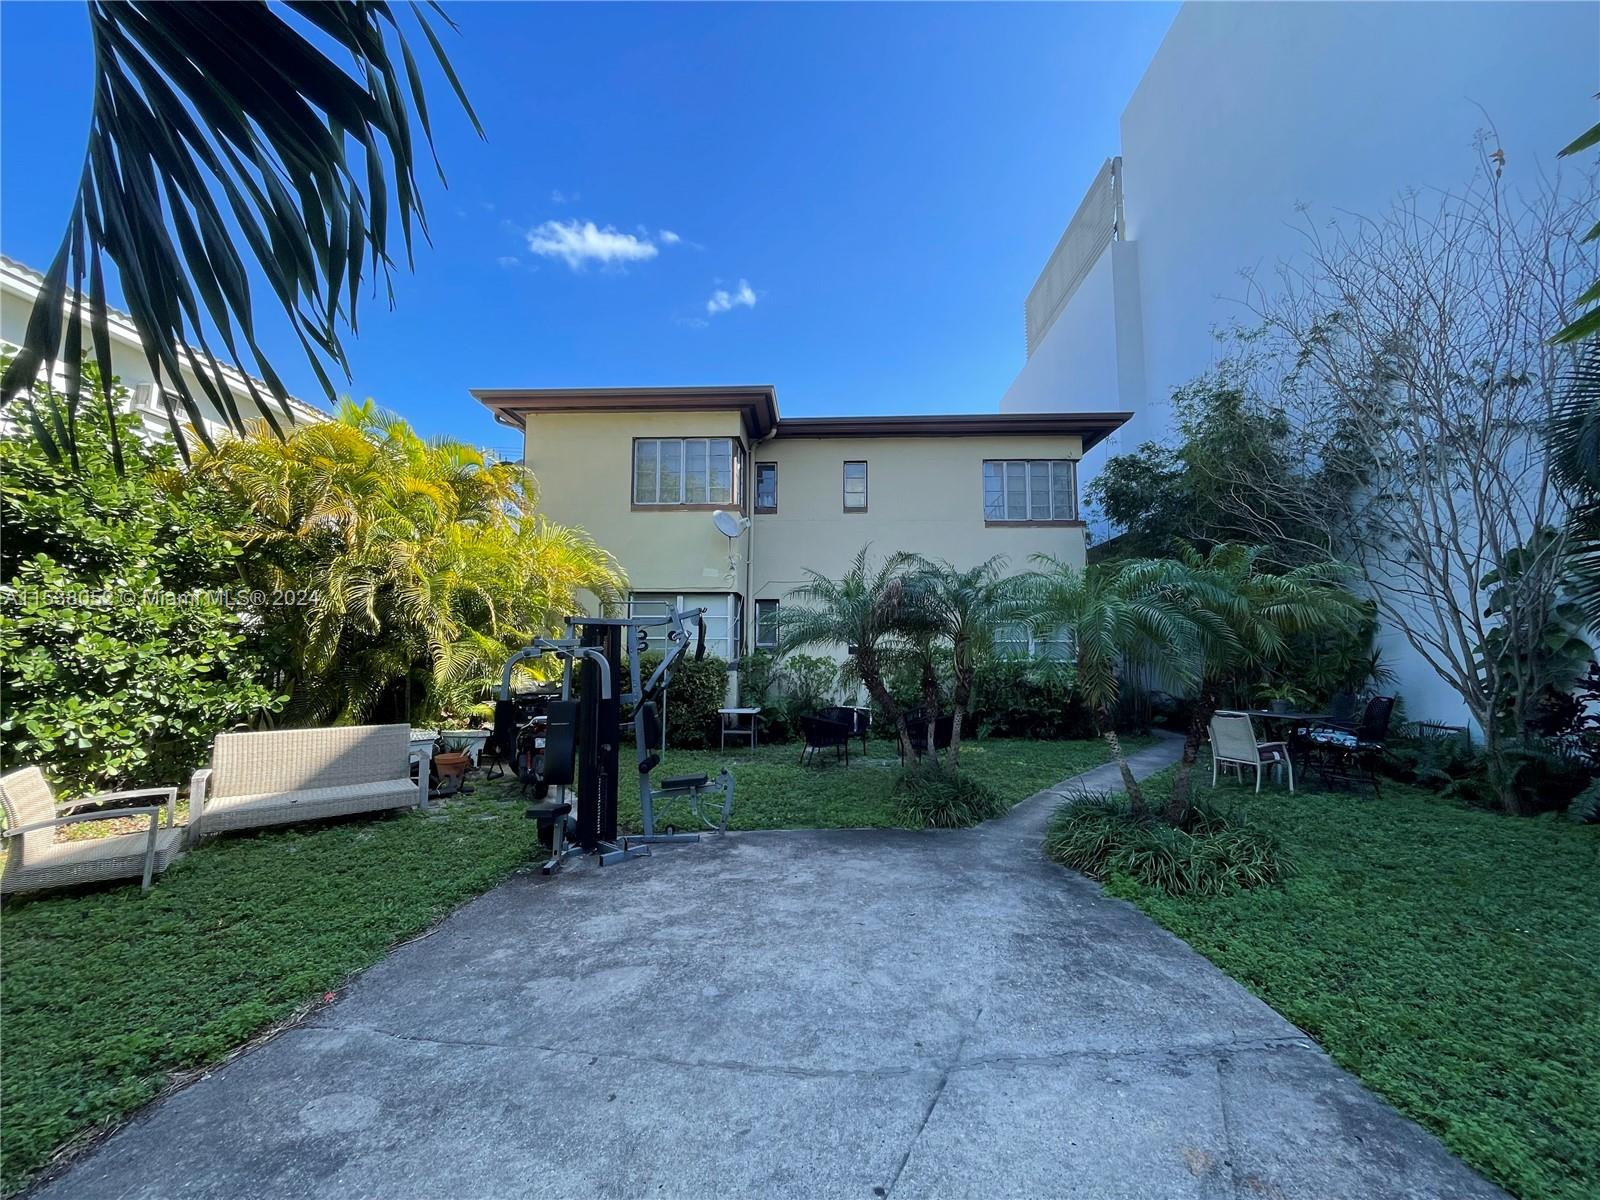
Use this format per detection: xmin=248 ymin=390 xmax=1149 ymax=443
xmin=43 ymin=736 xmax=1505 ymax=1199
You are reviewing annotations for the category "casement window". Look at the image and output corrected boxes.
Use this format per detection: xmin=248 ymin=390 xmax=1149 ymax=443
xmin=628 ymin=592 xmax=739 ymax=660
xmin=754 ymin=599 xmax=780 ymax=649
xmin=994 ymin=622 xmax=1073 ymax=661
xmin=633 ymin=438 xmax=737 ymax=506
xmin=843 ymin=461 xmax=868 ymax=511
xmin=755 ymin=462 xmax=778 ymax=513
xmin=982 ymin=459 xmax=1076 ymax=523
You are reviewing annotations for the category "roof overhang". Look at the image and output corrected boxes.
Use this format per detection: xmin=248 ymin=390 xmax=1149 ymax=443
xmin=773 ymin=411 xmax=1130 ymax=451
xmin=471 ymin=384 xmax=1128 ymax=452
xmin=471 ymin=386 xmax=780 ymax=440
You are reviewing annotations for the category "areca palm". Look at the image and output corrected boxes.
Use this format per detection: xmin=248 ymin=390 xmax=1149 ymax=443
xmin=188 ymin=399 xmax=624 ymax=723
xmin=906 ymin=556 xmax=1028 ymax=767
xmin=1027 ymin=556 xmax=1202 ymax=810
xmin=1153 ymin=544 xmax=1362 ymax=822
xmin=781 ymin=546 xmax=920 ymax=758
xmin=1 ymin=1 xmax=480 ymax=467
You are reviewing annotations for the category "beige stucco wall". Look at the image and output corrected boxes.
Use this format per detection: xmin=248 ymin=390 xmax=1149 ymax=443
xmin=522 ymin=409 xmax=749 ymax=597
xmin=750 ymin=433 xmax=1087 ymax=609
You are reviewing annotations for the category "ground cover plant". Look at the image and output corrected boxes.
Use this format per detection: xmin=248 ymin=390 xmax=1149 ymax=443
xmin=612 ymin=736 xmax=1146 ymax=833
xmin=0 ymin=796 xmax=540 ymax=1196
xmin=1083 ymin=766 xmax=1600 ymax=1200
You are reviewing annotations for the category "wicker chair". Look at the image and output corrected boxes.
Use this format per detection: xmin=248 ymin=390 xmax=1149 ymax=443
xmin=1 ymin=767 xmax=182 ymax=894
xmin=799 ymin=714 xmax=853 ymax=766
xmin=189 ymin=724 xmax=422 ymax=847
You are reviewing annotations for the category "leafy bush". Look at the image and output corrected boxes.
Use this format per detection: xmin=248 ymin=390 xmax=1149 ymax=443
xmin=892 ymin=762 xmax=1007 ymax=828
xmin=969 ymin=655 xmax=1097 ymax=739
xmin=1044 ymin=791 xmax=1290 ymax=897
xmin=640 ymin=650 xmax=729 ymax=749
xmin=0 ymin=396 xmax=281 ymax=796
xmin=1568 ymin=779 xmax=1600 ymax=824
xmin=1385 ymin=731 xmax=1593 ymax=815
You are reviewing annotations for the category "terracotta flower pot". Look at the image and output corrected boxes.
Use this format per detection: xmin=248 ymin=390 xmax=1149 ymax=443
xmin=434 ymin=750 xmax=472 ymax=784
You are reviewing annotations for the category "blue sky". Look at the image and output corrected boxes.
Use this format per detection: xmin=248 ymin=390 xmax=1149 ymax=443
xmin=0 ymin=2 xmax=1176 ymax=451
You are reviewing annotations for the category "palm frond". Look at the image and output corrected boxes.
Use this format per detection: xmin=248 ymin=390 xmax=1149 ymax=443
xmin=0 ymin=0 xmax=481 ymax=466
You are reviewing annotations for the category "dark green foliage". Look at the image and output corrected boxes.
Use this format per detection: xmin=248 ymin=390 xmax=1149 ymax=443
xmin=970 ymin=655 xmax=1099 ymax=739
xmin=0 ymin=794 xmax=541 ymax=1195
xmin=1385 ymin=732 xmax=1594 ymax=816
xmin=892 ymin=762 xmax=1008 ymax=828
xmin=1087 ymin=361 xmax=1350 ymax=567
xmin=0 ymin=400 xmax=280 ymax=796
xmin=1119 ymin=769 xmax=1600 ymax=1200
xmin=1568 ymin=779 xmax=1600 ymax=824
xmin=639 ymin=651 xmax=730 ymax=749
xmin=1045 ymin=791 xmax=1289 ymax=897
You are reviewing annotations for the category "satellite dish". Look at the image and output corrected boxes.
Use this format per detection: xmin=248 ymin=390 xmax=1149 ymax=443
xmin=711 ymin=510 xmax=747 ymax=538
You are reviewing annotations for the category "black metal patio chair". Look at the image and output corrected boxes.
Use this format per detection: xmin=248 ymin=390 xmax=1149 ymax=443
xmin=1294 ymin=695 xmax=1396 ymax=794
xmin=901 ymin=710 xmax=954 ymax=764
xmin=799 ymin=714 xmax=853 ymax=766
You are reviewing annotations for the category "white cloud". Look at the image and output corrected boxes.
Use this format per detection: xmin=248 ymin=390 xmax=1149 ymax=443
xmin=706 ymin=279 xmax=757 ymax=315
xmin=526 ymin=220 xmax=659 ymax=271
xmin=496 ymin=255 xmax=520 ymax=269
xmin=550 ymin=189 xmax=580 ymax=205
xmin=659 ymin=229 xmax=682 ymax=245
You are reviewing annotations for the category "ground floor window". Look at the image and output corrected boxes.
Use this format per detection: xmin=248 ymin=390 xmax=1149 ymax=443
xmin=627 ymin=592 xmax=740 ymax=661
xmin=754 ymin=599 xmax=780 ymax=649
xmin=994 ymin=622 xmax=1072 ymax=661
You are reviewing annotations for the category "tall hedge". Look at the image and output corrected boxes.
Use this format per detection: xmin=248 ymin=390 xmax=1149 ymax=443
xmin=0 ymin=398 xmax=281 ymax=797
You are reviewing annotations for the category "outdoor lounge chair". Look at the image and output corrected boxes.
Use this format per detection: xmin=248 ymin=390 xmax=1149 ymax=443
xmin=1209 ymin=711 xmax=1294 ymax=793
xmin=188 ymin=724 xmax=424 ymax=847
xmin=799 ymin=714 xmax=853 ymax=766
xmin=1 ymin=766 xmax=182 ymax=894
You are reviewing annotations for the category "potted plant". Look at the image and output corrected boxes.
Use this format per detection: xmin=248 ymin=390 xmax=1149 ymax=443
xmin=432 ymin=735 xmax=474 ymax=795
xmin=1257 ymin=681 xmax=1309 ymax=715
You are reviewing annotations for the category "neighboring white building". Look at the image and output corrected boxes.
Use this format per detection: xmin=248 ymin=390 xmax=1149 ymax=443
xmin=1001 ymin=0 xmax=1600 ymax=724
xmin=1 ymin=254 xmax=324 ymax=446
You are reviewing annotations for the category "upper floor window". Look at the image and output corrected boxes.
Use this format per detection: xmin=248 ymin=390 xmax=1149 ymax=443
xmin=983 ymin=459 xmax=1075 ymax=523
xmin=633 ymin=438 xmax=736 ymax=506
xmin=755 ymin=462 xmax=778 ymax=513
xmin=843 ymin=460 xmax=868 ymax=511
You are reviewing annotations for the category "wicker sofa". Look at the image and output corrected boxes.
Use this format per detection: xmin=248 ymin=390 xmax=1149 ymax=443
xmin=1 ymin=767 xmax=182 ymax=894
xmin=188 ymin=724 xmax=424 ymax=847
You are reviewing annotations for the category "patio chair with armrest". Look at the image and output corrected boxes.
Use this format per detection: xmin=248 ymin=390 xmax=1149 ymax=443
xmin=1 ymin=767 xmax=182 ymax=894
xmin=1209 ymin=711 xmax=1294 ymax=793
xmin=1294 ymin=695 xmax=1396 ymax=794
xmin=817 ymin=706 xmax=869 ymax=754
xmin=799 ymin=714 xmax=853 ymax=766
xmin=901 ymin=710 xmax=954 ymax=764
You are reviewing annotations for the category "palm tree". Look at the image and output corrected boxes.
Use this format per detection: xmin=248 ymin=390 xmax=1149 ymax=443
xmin=1027 ymin=557 xmax=1202 ymax=811
xmin=1551 ymin=343 xmax=1600 ymax=630
xmin=1150 ymin=545 xmax=1362 ymax=823
xmin=906 ymin=556 xmax=1027 ymax=768
xmin=0 ymin=2 xmax=480 ymax=466
xmin=782 ymin=546 xmax=920 ymax=759
xmin=187 ymin=399 xmax=624 ymax=723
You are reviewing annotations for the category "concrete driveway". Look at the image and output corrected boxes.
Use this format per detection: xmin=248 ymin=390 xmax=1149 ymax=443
xmin=42 ymin=741 xmax=1505 ymax=1200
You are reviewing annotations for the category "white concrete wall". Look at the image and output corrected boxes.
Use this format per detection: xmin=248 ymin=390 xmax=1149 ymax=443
xmin=1001 ymin=0 xmax=1600 ymax=724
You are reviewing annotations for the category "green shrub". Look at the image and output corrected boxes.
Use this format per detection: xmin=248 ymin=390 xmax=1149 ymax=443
xmin=0 ymin=391 xmax=281 ymax=796
xmin=969 ymin=655 xmax=1098 ymax=739
xmin=639 ymin=650 xmax=729 ymax=749
xmin=1568 ymin=779 xmax=1600 ymax=824
xmin=1044 ymin=791 xmax=1290 ymax=897
xmin=892 ymin=762 xmax=1008 ymax=828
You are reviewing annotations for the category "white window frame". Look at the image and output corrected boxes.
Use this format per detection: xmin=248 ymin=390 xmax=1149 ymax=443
xmin=983 ymin=459 xmax=1076 ymax=522
xmin=633 ymin=438 xmax=737 ymax=506
xmin=628 ymin=592 xmax=738 ymax=661
xmin=994 ymin=622 xmax=1073 ymax=661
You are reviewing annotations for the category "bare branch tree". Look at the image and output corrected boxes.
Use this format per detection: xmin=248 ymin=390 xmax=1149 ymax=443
xmin=1196 ymin=149 xmax=1596 ymax=806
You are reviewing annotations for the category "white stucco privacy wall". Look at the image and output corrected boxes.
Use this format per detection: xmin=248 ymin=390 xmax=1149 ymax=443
xmin=1001 ymin=0 xmax=1600 ymax=725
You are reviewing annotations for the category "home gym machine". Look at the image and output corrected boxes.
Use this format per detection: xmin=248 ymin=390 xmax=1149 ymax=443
xmin=495 ymin=606 xmax=734 ymax=875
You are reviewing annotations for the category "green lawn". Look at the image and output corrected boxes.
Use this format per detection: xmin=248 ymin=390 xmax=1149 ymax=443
xmin=0 ymin=734 xmax=1122 ymax=1194
xmin=1100 ymin=768 xmax=1600 ymax=1200
xmin=618 ymin=735 xmax=1142 ymax=833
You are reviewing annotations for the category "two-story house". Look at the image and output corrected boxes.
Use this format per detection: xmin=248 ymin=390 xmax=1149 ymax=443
xmin=475 ymin=386 xmax=1127 ymax=682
